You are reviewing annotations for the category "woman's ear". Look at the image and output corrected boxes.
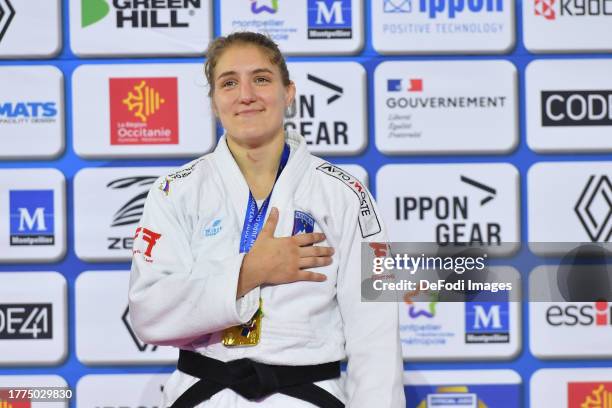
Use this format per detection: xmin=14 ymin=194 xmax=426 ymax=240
xmin=285 ymin=81 xmax=296 ymax=108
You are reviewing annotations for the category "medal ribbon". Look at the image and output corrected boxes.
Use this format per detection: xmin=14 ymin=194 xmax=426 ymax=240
xmin=239 ymin=143 xmax=290 ymax=254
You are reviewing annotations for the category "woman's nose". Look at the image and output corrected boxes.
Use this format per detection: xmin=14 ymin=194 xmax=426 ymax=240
xmin=238 ymin=81 xmax=256 ymax=103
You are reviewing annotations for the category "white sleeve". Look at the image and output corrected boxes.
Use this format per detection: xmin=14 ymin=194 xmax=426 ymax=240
xmin=128 ymin=179 xmax=260 ymax=347
xmin=336 ymin=194 xmax=405 ymax=408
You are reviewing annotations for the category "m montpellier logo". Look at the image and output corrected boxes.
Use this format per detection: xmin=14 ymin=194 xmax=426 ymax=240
xmin=109 ymin=77 xmax=179 ymax=145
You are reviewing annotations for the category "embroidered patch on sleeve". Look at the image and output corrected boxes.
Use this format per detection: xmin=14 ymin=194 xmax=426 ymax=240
xmin=316 ymin=163 xmax=382 ymax=238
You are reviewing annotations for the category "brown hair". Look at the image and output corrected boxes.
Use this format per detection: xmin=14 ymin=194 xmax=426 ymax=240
xmin=204 ymin=32 xmax=291 ymax=97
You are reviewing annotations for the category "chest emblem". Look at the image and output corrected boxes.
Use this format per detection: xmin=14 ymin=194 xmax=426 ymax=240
xmin=292 ymin=211 xmax=315 ymax=235
xmin=203 ymin=219 xmax=222 ymax=237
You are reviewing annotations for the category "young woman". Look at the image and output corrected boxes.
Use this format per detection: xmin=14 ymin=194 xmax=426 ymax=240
xmin=129 ymin=32 xmax=405 ymax=408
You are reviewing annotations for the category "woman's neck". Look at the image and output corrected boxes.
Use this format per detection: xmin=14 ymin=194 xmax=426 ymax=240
xmin=226 ymin=132 xmax=286 ymax=199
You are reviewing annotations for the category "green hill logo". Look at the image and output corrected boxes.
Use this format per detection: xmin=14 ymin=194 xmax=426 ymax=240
xmin=82 ymin=0 xmax=110 ymax=28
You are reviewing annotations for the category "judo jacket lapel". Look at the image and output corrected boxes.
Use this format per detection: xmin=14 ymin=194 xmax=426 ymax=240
xmin=211 ymin=131 xmax=311 ymax=235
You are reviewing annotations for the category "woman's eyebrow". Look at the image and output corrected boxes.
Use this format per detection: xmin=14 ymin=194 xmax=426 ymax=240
xmin=216 ymin=68 xmax=274 ymax=80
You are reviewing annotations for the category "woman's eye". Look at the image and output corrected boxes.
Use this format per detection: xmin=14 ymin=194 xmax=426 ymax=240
xmin=255 ymin=77 xmax=270 ymax=84
xmin=222 ymin=80 xmax=237 ymax=88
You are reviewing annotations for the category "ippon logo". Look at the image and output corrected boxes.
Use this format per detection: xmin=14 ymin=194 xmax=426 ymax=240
xmin=541 ymin=90 xmax=612 ymax=127
xmin=123 ymin=80 xmax=166 ymax=123
xmin=575 ymin=175 xmax=612 ymax=242
xmin=0 ymin=0 xmax=15 ymax=42
xmin=109 ymin=77 xmax=179 ymax=145
xmin=0 ymin=304 xmax=53 ymax=339
xmin=535 ymin=0 xmax=556 ymax=20
xmin=407 ymin=0 xmax=503 ymax=18
xmin=394 ymin=175 xmax=501 ymax=245
xmin=284 ymin=74 xmax=348 ymax=146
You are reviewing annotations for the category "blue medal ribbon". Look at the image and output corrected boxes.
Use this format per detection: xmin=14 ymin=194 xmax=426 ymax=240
xmin=239 ymin=143 xmax=290 ymax=254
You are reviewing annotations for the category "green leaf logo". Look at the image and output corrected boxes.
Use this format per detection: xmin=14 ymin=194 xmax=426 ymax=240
xmin=82 ymin=0 xmax=110 ymax=28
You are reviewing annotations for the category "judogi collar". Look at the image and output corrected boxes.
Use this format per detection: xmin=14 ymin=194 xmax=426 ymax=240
xmin=212 ymin=130 xmax=311 ymax=231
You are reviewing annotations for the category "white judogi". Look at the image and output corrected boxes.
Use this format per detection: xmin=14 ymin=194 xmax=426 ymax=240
xmin=129 ymin=131 xmax=405 ymax=408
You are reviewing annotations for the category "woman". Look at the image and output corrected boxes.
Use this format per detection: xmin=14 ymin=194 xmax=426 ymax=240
xmin=129 ymin=32 xmax=405 ymax=408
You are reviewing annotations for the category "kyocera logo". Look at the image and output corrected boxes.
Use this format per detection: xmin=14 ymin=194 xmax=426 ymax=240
xmin=535 ymin=0 xmax=612 ymax=20
xmin=546 ymin=301 xmax=612 ymax=327
xmin=407 ymin=0 xmax=503 ymax=19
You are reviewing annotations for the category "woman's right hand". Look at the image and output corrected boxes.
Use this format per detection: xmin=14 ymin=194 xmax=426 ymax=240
xmin=237 ymin=207 xmax=334 ymax=298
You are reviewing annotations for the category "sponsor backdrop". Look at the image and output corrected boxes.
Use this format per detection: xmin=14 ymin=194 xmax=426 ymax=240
xmin=0 ymin=0 xmax=611 ymax=407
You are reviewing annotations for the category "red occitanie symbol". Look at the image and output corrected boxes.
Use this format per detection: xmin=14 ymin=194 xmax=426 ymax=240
xmin=0 ymin=389 xmax=31 ymax=408
xmin=109 ymin=77 xmax=179 ymax=145
xmin=568 ymin=382 xmax=612 ymax=408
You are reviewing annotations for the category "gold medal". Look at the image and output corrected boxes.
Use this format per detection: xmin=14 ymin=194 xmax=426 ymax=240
xmin=222 ymin=298 xmax=263 ymax=347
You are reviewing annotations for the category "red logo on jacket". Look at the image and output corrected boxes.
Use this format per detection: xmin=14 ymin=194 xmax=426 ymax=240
xmin=134 ymin=227 xmax=162 ymax=261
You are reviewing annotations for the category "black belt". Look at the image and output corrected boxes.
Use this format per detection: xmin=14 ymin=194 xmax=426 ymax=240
xmin=169 ymin=350 xmax=345 ymax=408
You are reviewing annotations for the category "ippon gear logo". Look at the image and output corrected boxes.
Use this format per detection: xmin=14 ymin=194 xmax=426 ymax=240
xmin=109 ymin=77 xmax=179 ymax=145
xmin=575 ymin=175 xmax=612 ymax=242
xmin=568 ymin=382 xmax=612 ymax=407
xmin=284 ymin=74 xmax=348 ymax=147
xmin=399 ymin=0 xmax=503 ymax=18
xmin=394 ymin=175 xmax=501 ymax=245
xmin=535 ymin=0 xmax=556 ymax=20
xmin=0 ymin=0 xmax=16 ymax=42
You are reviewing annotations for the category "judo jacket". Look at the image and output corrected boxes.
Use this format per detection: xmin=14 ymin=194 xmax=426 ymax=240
xmin=129 ymin=131 xmax=405 ymax=407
